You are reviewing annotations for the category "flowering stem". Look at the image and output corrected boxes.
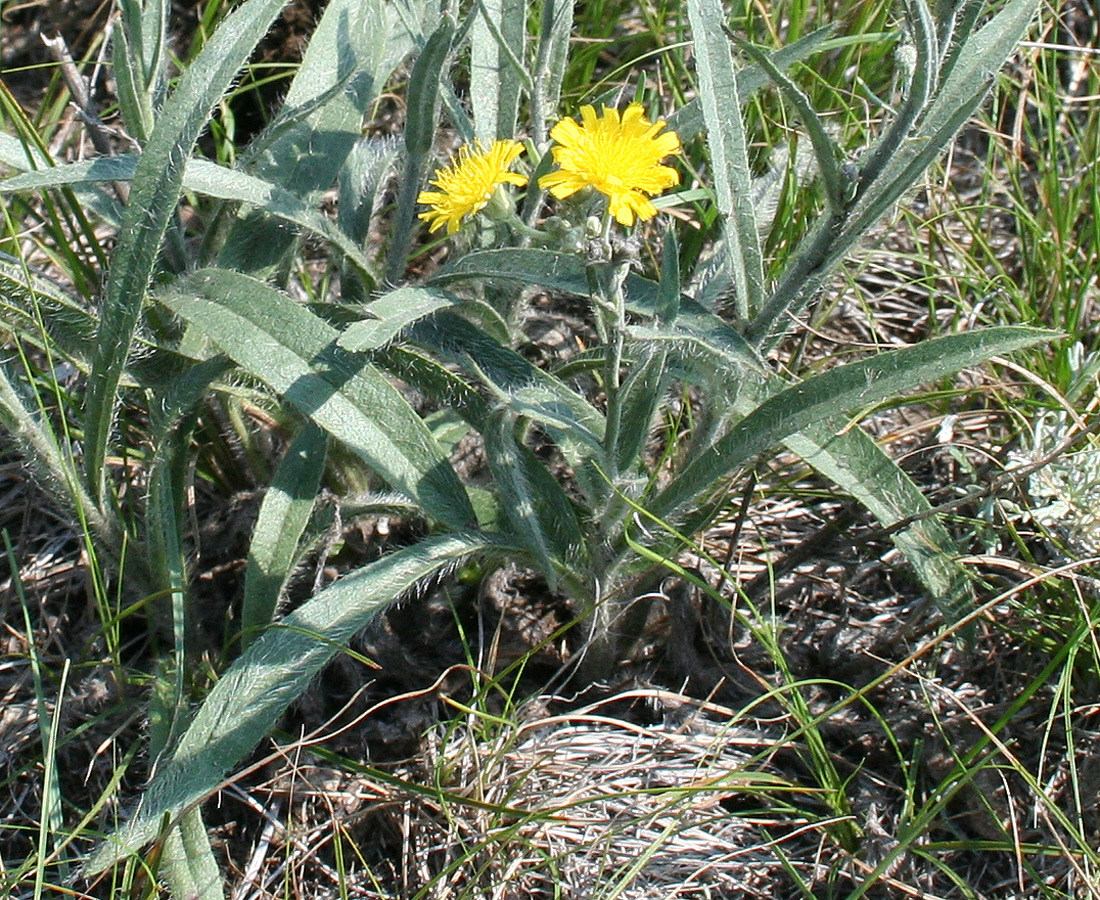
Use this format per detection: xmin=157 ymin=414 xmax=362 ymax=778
xmin=580 ymin=220 xmax=637 ymax=680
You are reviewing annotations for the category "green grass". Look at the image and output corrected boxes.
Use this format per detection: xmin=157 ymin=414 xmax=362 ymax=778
xmin=2 ymin=0 xmax=1099 ymax=897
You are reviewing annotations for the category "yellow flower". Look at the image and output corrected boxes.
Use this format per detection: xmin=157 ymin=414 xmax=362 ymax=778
xmin=539 ymin=103 xmax=681 ymax=226
xmin=417 ymin=140 xmax=528 ymax=234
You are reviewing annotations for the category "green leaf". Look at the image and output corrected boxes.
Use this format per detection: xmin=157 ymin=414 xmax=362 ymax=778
xmin=732 ymin=36 xmax=849 ymax=214
xmin=158 ymin=269 xmax=476 ymax=531
xmin=0 ymin=360 xmax=106 ymax=541
xmin=783 ymin=420 xmax=971 ymax=620
xmin=748 ymin=0 xmax=1041 ymax=349
xmin=82 ymin=0 xmax=291 ymax=506
xmin=220 ymin=0 xmax=422 ymax=278
xmin=432 ymin=248 xmax=766 ymax=375
xmin=411 ymin=312 xmax=607 ymax=495
xmin=529 ymin=0 xmax=572 ymax=147
xmin=0 ymin=157 xmax=377 ymax=280
xmin=872 ymin=0 xmax=1040 ymax=206
xmin=470 ymin=0 xmax=530 ymax=144
xmin=112 ymin=0 xmax=169 ymax=143
xmin=0 ymin=258 xmax=98 ymax=366
xmin=432 ymin=247 xmax=592 ymax=293
xmin=614 ymin=346 xmax=669 ymax=475
xmin=241 ymin=422 xmax=327 ymax=650
xmin=85 ymin=533 xmax=495 ymax=875
xmin=338 ymin=286 xmax=461 ymax=352
xmin=652 ymin=326 xmax=1054 ymax=528
xmin=376 ymin=344 xmax=491 ymax=426
xmin=159 ymin=808 xmax=223 ymax=900
xmin=338 ymin=135 xmax=402 ymax=300
xmin=655 ymin=224 xmax=681 ymax=324
xmin=386 ymin=16 xmax=455 ymax=282
xmin=0 ymin=135 xmax=124 ymax=226
xmin=483 ymin=408 xmax=584 ymax=590
xmin=666 ymin=25 xmax=838 ymax=142
xmin=686 ymin=0 xmax=765 ymax=323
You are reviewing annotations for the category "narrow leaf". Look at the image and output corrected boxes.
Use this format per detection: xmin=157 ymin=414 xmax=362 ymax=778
xmin=432 ymin=248 xmax=766 ymax=374
xmin=338 ymin=287 xmax=460 ymax=352
xmin=686 ymin=0 xmax=765 ymax=322
xmin=733 ymin=36 xmax=849 ymax=214
xmin=387 ymin=16 xmax=455 ymax=281
xmin=749 ymin=0 xmax=1040 ymax=348
xmin=158 ymin=269 xmax=476 ymax=530
xmin=86 ymin=533 xmax=494 ymax=874
xmin=614 ymin=347 xmax=668 ymax=474
xmin=783 ymin=420 xmax=971 ymax=620
xmin=667 ymin=25 xmax=838 ymax=142
xmin=1 ymin=157 xmax=375 ymax=279
xmin=529 ymin=0 xmax=572 ymax=146
xmin=483 ymin=408 xmax=584 ymax=589
xmin=655 ymin=224 xmax=681 ymax=324
xmin=652 ymin=327 xmax=1052 ymax=526
xmin=83 ymin=0 xmax=291 ymax=505
xmin=241 ymin=422 xmax=327 ymax=650
xmin=220 ymin=0 xmax=421 ymax=278
xmin=471 ymin=0 xmax=529 ymax=144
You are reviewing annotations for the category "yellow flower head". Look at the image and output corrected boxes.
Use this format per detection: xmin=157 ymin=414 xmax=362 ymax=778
xmin=418 ymin=140 xmax=528 ymax=234
xmin=539 ymin=103 xmax=681 ymax=226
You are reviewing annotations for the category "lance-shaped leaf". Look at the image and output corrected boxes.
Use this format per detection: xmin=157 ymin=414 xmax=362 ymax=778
xmin=433 ymin=248 xmax=767 ymax=378
xmin=687 ymin=0 xmax=765 ymax=322
xmin=651 ymin=327 xmax=1053 ymax=529
xmin=471 ymin=0 xmax=530 ymax=145
xmin=748 ymin=0 xmax=1041 ymax=348
xmin=387 ymin=16 xmax=455 ymax=282
xmin=339 ymin=287 xmax=463 ymax=352
xmin=157 ymin=269 xmax=476 ymax=530
xmin=1 ymin=156 xmax=376 ymax=279
xmin=219 ymin=0 xmax=423 ymax=278
xmin=241 ymin=422 xmax=328 ymax=649
xmin=86 ymin=533 xmax=495 ymax=874
xmin=483 ymin=407 xmax=585 ymax=590
xmin=667 ymin=25 xmax=837 ymax=142
xmin=82 ymin=0 xmax=291 ymax=505
xmin=411 ymin=311 xmax=607 ymax=500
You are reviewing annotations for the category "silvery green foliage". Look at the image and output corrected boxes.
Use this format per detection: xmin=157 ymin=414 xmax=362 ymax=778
xmin=1014 ymin=411 xmax=1100 ymax=558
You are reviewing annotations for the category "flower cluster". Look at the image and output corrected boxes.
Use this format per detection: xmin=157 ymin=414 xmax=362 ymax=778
xmin=417 ymin=102 xmax=681 ymax=234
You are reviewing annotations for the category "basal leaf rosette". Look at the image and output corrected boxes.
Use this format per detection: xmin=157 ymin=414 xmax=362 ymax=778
xmin=539 ymin=103 xmax=681 ymax=226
